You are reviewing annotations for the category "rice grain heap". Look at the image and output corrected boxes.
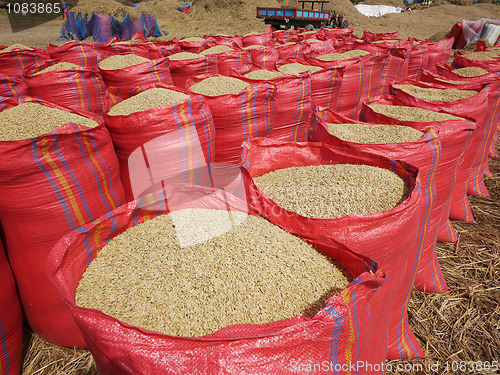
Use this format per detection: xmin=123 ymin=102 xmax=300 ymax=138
xmin=190 ymin=76 xmax=250 ymax=96
xmin=98 ymin=54 xmax=151 ymax=70
xmin=277 ymin=62 xmax=323 ymax=75
xmin=167 ymin=52 xmax=201 ymax=60
xmin=0 ymin=102 xmax=99 ymax=141
xmin=0 ymin=44 xmax=33 ymax=53
xmin=392 ymin=84 xmax=477 ymax=102
xmin=459 ymin=50 xmax=500 ymax=61
xmin=368 ymin=104 xmax=465 ymax=122
xmin=327 ymin=123 xmax=424 ymax=144
xmin=253 ymin=164 xmax=409 ymax=219
xmin=452 ymin=67 xmax=489 ymax=77
xmin=243 ymin=69 xmax=285 ymax=80
xmin=433 ymin=77 xmax=467 ymax=85
xmin=199 ymin=45 xmax=234 ymax=55
xmin=180 ymin=37 xmax=206 ymax=42
xmin=76 ymin=209 xmax=350 ymax=337
xmin=106 ymin=88 xmax=190 ymax=116
xmin=32 ymin=62 xmax=81 ymax=76
xmin=315 ymin=50 xmax=370 ymax=61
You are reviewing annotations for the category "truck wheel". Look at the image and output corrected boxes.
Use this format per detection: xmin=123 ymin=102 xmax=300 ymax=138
xmin=304 ymin=24 xmax=314 ymax=31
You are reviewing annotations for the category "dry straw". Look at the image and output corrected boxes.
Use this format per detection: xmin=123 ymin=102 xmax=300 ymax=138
xmin=452 ymin=66 xmax=489 ymax=77
xmin=98 ymin=54 xmax=151 ymax=70
xmin=167 ymin=51 xmax=201 ymax=60
xmin=368 ymin=103 xmax=465 ymax=122
xmin=327 ymin=123 xmax=424 ymax=144
xmin=199 ymin=45 xmax=233 ymax=55
xmin=0 ymin=102 xmax=98 ymax=141
xmin=243 ymin=69 xmax=285 ymax=80
xmin=277 ymin=62 xmax=323 ymax=74
xmin=76 ymin=209 xmax=350 ymax=337
xmin=32 ymin=62 xmax=81 ymax=76
xmin=190 ymin=76 xmax=250 ymax=96
xmin=315 ymin=50 xmax=370 ymax=61
xmin=253 ymin=164 xmax=409 ymax=219
xmin=0 ymin=44 xmax=33 ymax=53
xmin=107 ymin=88 xmax=190 ymax=116
xmin=392 ymin=84 xmax=477 ymax=102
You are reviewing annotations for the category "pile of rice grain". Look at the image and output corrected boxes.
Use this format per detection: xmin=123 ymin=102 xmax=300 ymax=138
xmin=167 ymin=52 xmax=201 ymax=61
xmin=0 ymin=102 xmax=99 ymax=141
xmin=0 ymin=44 xmax=33 ymax=53
xmin=368 ymin=104 xmax=464 ymax=122
xmin=253 ymin=164 xmax=409 ymax=219
xmin=277 ymin=62 xmax=323 ymax=75
xmin=32 ymin=62 xmax=81 ymax=76
xmin=452 ymin=67 xmax=489 ymax=77
xmin=243 ymin=69 xmax=285 ymax=80
xmin=190 ymin=76 xmax=250 ymax=96
xmin=180 ymin=37 xmax=206 ymax=42
xmin=76 ymin=209 xmax=350 ymax=337
xmin=392 ymin=84 xmax=477 ymax=102
xmin=98 ymin=54 xmax=151 ymax=70
xmin=327 ymin=123 xmax=424 ymax=144
xmin=199 ymin=45 xmax=233 ymax=56
xmin=315 ymin=50 xmax=370 ymax=61
xmin=460 ymin=50 xmax=500 ymax=61
xmin=107 ymin=88 xmax=190 ymax=116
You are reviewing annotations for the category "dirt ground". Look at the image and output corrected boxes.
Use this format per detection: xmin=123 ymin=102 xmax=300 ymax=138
xmin=0 ymin=0 xmax=499 ymax=47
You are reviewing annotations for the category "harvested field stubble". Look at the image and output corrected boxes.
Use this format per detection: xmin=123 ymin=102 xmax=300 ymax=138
xmin=327 ymin=123 xmax=424 ymax=144
xmin=392 ymin=84 xmax=478 ymax=102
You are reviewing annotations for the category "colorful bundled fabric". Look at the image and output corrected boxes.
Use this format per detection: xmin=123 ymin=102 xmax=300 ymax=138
xmin=0 ymin=74 xmax=27 ymax=98
xmin=0 ymin=46 xmax=49 ymax=76
xmin=24 ymin=59 xmax=111 ymax=117
xmin=98 ymin=57 xmax=174 ymax=104
xmin=47 ymin=183 xmax=386 ymax=375
xmin=47 ymin=41 xmax=104 ymax=68
xmin=186 ymin=74 xmax=277 ymax=165
xmin=241 ymin=27 xmax=273 ymax=47
xmin=240 ymin=137 xmax=424 ymax=360
xmin=0 ymin=240 xmax=23 ymax=375
xmin=310 ymin=107 xmax=446 ymax=294
xmin=0 ymin=97 xmax=125 ymax=348
xmin=360 ymin=95 xmax=477 ymax=244
xmin=103 ymin=84 xmax=216 ymax=202
xmin=406 ymin=38 xmax=454 ymax=79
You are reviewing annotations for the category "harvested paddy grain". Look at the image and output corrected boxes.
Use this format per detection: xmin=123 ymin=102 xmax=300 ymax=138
xmin=307 ymin=39 xmax=322 ymax=43
xmin=0 ymin=44 xmax=33 ymax=53
xmin=167 ymin=51 xmax=201 ymax=60
xmin=243 ymin=69 xmax=285 ymax=80
xmin=433 ymin=77 xmax=467 ymax=85
xmin=392 ymin=84 xmax=477 ymax=102
xmin=0 ymin=102 xmax=99 ymax=141
xmin=111 ymin=40 xmax=141 ymax=45
xmin=452 ymin=66 xmax=489 ymax=77
xmin=253 ymin=164 xmax=409 ymax=219
xmin=368 ymin=103 xmax=465 ymax=122
xmin=199 ymin=45 xmax=233 ymax=55
xmin=32 ymin=62 xmax=81 ymax=76
xmin=460 ymin=50 xmax=500 ymax=61
xmin=180 ymin=36 xmax=206 ymax=42
xmin=107 ymin=88 xmax=190 ymax=116
xmin=76 ymin=209 xmax=350 ymax=337
xmin=373 ymin=39 xmax=400 ymax=43
xmin=275 ymin=42 xmax=296 ymax=48
xmin=327 ymin=123 xmax=424 ymax=144
xmin=277 ymin=62 xmax=323 ymax=74
xmin=190 ymin=76 xmax=250 ymax=96
xmin=98 ymin=54 xmax=151 ymax=70
xmin=314 ymin=50 xmax=370 ymax=61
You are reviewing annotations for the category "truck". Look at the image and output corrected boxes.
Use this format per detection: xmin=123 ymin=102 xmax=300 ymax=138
xmin=256 ymin=0 xmax=348 ymax=31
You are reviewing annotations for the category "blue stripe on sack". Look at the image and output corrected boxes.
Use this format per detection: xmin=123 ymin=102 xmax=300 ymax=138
xmin=72 ymin=125 xmax=111 ymax=213
xmin=240 ymin=86 xmax=248 ymax=138
xmin=68 ymin=68 xmax=81 ymax=110
xmin=197 ymin=98 xmax=213 ymax=185
xmin=250 ymin=84 xmax=260 ymax=136
xmin=172 ymin=103 xmax=188 ymax=184
xmin=352 ymin=56 xmax=364 ymax=119
xmin=186 ymin=99 xmax=202 ymax=184
xmin=78 ymin=68 xmax=93 ymax=112
xmin=325 ymin=304 xmax=343 ymax=375
xmin=53 ymin=131 xmax=95 ymax=221
xmin=131 ymin=206 xmax=141 ymax=226
xmin=30 ymin=138 xmax=78 ymax=230
xmin=104 ymin=211 xmax=119 ymax=245
xmin=0 ymin=319 xmax=10 ymax=375
xmin=351 ymin=289 xmax=361 ymax=364
xmin=88 ymin=72 xmax=105 ymax=115
xmin=263 ymin=83 xmax=273 ymax=137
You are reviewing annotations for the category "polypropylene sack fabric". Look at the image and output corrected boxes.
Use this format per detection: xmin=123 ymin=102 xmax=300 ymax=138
xmin=103 ymin=84 xmax=216 ymax=202
xmin=309 ymin=107 xmax=447 ymax=294
xmin=24 ymin=59 xmax=111 ymax=117
xmin=178 ymin=37 xmax=209 ymax=54
xmin=245 ymin=45 xmax=279 ymax=70
xmin=231 ymin=66 xmax=312 ymax=142
xmin=186 ymin=74 xmax=276 ymax=165
xmin=0 ymin=97 xmax=125 ymax=348
xmin=306 ymin=39 xmax=337 ymax=56
xmin=361 ymin=31 xmax=398 ymax=41
xmin=98 ymin=57 xmax=173 ymax=104
xmin=321 ymin=27 xmax=355 ymax=41
xmin=169 ymin=55 xmax=217 ymax=88
xmin=0 ymin=240 xmax=23 ymax=375
xmin=406 ymin=38 xmax=454 ymax=79
xmin=451 ymin=50 xmax=500 ymax=72
xmin=240 ymin=137 xmax=424 ymax=360
xmin=47 ymin=183 xmax=386 ymax=375
xmin=306 ymin=49 xmax=407 ymax=119
xmin=0 ymin=74 xmax=27 ymax=98
xmin=143 ymin=38 xmax=181 ymax=59
xmin=272 ymin=28 xmax=300 ymax=44
xmin=47 ymin=41 xmax=104 ymax=68
xmin=97 ymin=40 xmax=150 ymax=59
xmin=350 ymin=41 xmax=410 ymax=79
xmin=203 ymin=49 xmax=252 ymax=77
xmin=391 ymin=79 xmax=494 ymax=201
xmin=206 ymin=34 xmax=244 ymax=49
xmin=241 ymin=27 xmax=273 ymax=47
xmin=360 ymin=95 xmax=478 ymax=243
xmin=298 ymin=28 xmax=326 ymax=41
xmin=0 ymin=46 xmax=49 ymax=76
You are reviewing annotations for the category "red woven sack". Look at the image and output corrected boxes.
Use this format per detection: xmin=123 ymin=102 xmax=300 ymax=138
xmin=0 ymin=97 xmax=125 ymax=348
xmin=143 ymin=38 xmax=181 ymax=59
xmin=244 ymin=45 xmax=278 ymax=70
xmin=306 ymin=49 xmax=407 ymax=119
xmin=361 ymin=31 xmax=398 ymax=41
xmin=360 ymin=95 xmax=478 ymax=243
xmin=231 ymin=66 xmax=312 ymax=142
xmin=186 ymin=74 xmax=277 ymax=165
xmin=47 ymin=184 xmax=386 ymax=375
xmin=451 ymin=50 xmax=500 ymax=72
xmin=24 ymin=59 xmax=111 ymax=117
xmin=0 ymin=74 xmax=27 ymax=97
xmin=298 ymin=28 xmax=326 ymax=41
xmin=203 ymin=49 xmax=252 ymax=76
xmin=47 ymin=41 xmax=104 ymax=68
xmin=205 ymin=34 xmax=244 ymax=49
xmin=321 ymin=27 xmax=355 ymax=41
xmin=178 ymin=37 xmax=210 ymax=54
xmin=310 ymin=107 xmax=447 ymax=294
xmin=103 ymin=84 xmax=216 ymax=202
xmin=96 ymin=40 xmax=150 ymax=59
xmin=391 ymin=79 xmax=495 ymax=201
xmin=240 ymin=137 xmax=424 ymax=360
xmin=98 ymin=57 xmax=173 ymax=104
xmin=307 ymin=39 xmax=337 ymax=56
xmin=0 ymin=46 xmax=49 ymax=76
xmin=241 ymin=27 xmax=273 ymax=47
xmin=0 ymin=240 xmax=23 ymax=375
xmin=272 ymin=28 xmax=300 ymax=44
xmin=406 ymin=38 xmax=454 ymax=79
xmin=169 ymin=55 xmax=217 ymax=88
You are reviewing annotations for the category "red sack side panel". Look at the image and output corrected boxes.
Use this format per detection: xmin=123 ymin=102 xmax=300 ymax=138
xmin=272 ymin=28 xmax=300 ymax=44
xmin=205 ymin=34 xmax=244 ymax=49
xmin=0 ymin=74 xmax=27 ymax=97
xmin=47 ymin=41 xmax=104 ymax=68
xmin=24 ymin=59 xmax=111 ymax=117
xmin=407 ymin=38 xmax=454 ymax=79
xmin=204 ymin=49 xmax=252 ymax=77
xmin=96 ymin=41 xmax=150 ymax=60
xmin=362 ymin=31 xmax=398 ymax=42
xmin=0 ymin=241 xmax=23 ymax=375
xmin=0 ymin=97 xmax=125 ymax=348
xmin=321 ymin=27 xmax=355 ymax=41
xmin=47 ymin=184 xmax=386 ymax=375
xmin=143 ymin=38 xmax=182 ymax=59
xmin=452 ymin=50 xmax=500 ymax=72
xmin=245 ymin=45 xmax=279 ymax=70
xmin=240 ymin=137 xmax=425 ymax=360
xmin=241 ymin=27 xmax=273 ymax=47
xmin=169 ymin=56 xmax=217 ymax=89
xmin=0 ymin=46 xmax=50 ymax=76
xmin=178 ymin=38 xmax=210 ymax=54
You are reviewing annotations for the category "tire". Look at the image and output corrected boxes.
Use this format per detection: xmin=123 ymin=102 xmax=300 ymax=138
xmin=304 ymin=24 xmax=315 ymax=31
xmin=341 ymin=19 xmax=349 ymax=28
